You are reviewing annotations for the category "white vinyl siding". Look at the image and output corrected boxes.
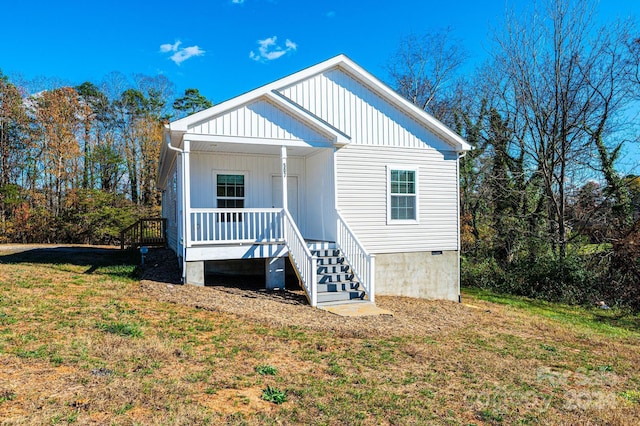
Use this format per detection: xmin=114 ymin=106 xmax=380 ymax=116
xmin=188 ymin=98 xmax=331 ymax=144
xmin=278 ymin=68 xmax=452 ymax=151
xmin=337 ymin=144 xmax=458 ymax=253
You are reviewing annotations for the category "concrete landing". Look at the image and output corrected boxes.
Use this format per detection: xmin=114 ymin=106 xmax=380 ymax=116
xmin=319 ymin=302 xmax=393 ymax=317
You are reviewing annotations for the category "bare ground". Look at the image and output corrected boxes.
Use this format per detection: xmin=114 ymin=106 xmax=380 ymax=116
xmin=138 ymin=248 xmax=482 ymax=339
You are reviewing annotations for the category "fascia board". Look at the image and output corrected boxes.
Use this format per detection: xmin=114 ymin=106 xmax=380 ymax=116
xmin=337 ymin=58 xmax=472 ymax=152
xmin=170 ymin=55 xmax=349 ymax=133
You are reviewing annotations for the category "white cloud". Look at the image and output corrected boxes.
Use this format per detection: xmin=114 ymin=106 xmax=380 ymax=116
xmin=232 ymin=0 xmax=245 ymax=3
xmin=249 ymin=36 xmax=297 ymax=62
xmin=326 ymin=11 xmax=336 ymax=18
xmin=160 ymin=41 xmax=205 ymax=65
xmin=285 ymin=39 xmax=297 ymax=50
xmin=160 ymin=41 xmax=181 ymax=53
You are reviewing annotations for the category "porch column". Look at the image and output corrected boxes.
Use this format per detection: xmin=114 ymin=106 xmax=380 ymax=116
xmin=183 ymin=139 xmax=192 ymax=248
xmin=281 ymin=145 xmax=288 ymax=211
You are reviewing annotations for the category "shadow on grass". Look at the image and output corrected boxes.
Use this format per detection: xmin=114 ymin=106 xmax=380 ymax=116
xmin=463 ymin=286 xmax=640 ymax=336
xmin=0 ymin=246 xmax=139 ymax=280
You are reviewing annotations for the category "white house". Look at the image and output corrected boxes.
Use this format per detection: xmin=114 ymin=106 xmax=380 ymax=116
xmin=157 ymin=54 xmax=471 ymax=307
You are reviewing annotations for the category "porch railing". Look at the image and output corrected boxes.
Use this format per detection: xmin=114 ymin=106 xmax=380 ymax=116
xmin=189 ymin=208 xmax=284 ymax=245
xmin=336 ymin=211 xmax=375 ymax=303
xmin=120 ymin=218 xmax=167 ymax=250
xmin=283 ymin=209 xmax=318 ymax=307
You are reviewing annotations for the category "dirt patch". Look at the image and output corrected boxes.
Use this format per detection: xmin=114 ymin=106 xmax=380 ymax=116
xmin=138 ymin=249 xmax=481 ymax=338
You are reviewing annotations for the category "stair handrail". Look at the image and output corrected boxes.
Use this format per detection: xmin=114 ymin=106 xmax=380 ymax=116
xmin=120 ymin=218 xmax=167 ymax=250
xmin=336 ymin=211 xmax=375 ymax=303
xmin=120 ymin=220 xmax=141 ymax=250
xmin=282 ymin=209 xmax=318 ymax=307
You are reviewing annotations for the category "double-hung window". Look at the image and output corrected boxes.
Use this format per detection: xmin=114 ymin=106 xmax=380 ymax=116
xmin=217 ymin=174 xmax=245 ymax=221
xmin=388 ymin=167 xmax=418 ymax=223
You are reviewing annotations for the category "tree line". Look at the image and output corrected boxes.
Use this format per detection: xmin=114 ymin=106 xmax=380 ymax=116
xmin=387 ymin=0 xmax=640 ymax=309
xmin=0 ymin=71 xmax=211 ymax=244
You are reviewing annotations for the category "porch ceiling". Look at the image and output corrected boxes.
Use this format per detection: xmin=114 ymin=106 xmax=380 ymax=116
xmin=191 ymin=139 xmax=328 ymax=156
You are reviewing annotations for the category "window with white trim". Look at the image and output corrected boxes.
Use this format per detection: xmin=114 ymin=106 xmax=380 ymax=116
xmin=216 ymin=174 xmax=245 ymax=208
xmin=217 ymin=174 xmax=245 ymax=221
xmin=388 ymin=167 xmax=418 ymax=222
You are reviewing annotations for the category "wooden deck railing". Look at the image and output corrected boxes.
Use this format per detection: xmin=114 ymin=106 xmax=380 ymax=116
xmin=120 ymin=218 xmax=167 ymax=250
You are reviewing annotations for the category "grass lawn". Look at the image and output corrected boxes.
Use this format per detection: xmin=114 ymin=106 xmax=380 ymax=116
xmin=1 ymin=247 xmax=640 ymax=425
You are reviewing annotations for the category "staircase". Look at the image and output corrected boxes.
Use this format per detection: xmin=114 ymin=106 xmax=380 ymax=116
xmin=308 ymin=242 xmax=368 ymax=305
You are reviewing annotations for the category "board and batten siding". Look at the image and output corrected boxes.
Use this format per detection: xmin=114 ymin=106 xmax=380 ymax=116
xmin=303 ymin=149 xmax=336 ymax=242
xmin=336 ymin=144 xmax=459 ymax=253
xmin=187 ymin=98 xmax=331 ymax=144
xmin=189 ymin=152 xmax=307 ymax=233
xmin=278 ymin=68 xmax=451 ymax=151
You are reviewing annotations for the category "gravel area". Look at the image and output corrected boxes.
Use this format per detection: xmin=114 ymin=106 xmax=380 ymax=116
xmin=139 ymin=249 xmax=481 ymax=338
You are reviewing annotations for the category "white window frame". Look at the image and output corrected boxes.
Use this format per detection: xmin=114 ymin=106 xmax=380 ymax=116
xmin=386 ymin=165 xmax=419 ymax=224
xmin=214 ymin=171 xmax=248 ymax=208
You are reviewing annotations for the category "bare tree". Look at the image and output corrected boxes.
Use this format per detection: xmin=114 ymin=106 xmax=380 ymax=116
xmin=488 ymin=0 xmax=637 ymax=258
xmin=386 ymin=28 xmax=468 ymax=123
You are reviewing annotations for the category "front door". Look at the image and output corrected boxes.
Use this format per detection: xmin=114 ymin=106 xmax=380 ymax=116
xmin=272 ymin=175 xmax=299 ymax=225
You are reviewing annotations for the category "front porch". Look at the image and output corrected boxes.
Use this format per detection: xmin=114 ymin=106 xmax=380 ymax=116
xmin=180 ymin=207 xmax=375 ymax=307
xmin=158 ymin=90 xmax=375 ymax=307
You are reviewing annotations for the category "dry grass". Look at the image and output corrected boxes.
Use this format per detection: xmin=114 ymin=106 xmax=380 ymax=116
xmin=1 ymin=246 xmax=639 ymax=425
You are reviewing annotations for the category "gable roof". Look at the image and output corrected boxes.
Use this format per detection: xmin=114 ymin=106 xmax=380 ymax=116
xmin=159 ymin=55 xmax=471 ymax=189
xmin=167 ymin=54 xmax=471 ymax=152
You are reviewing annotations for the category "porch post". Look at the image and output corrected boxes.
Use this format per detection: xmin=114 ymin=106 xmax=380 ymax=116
xmin=281 ymin=145 xmax=288 ymax=211
xmin=183 ymin=139 xmax=192 ymax=248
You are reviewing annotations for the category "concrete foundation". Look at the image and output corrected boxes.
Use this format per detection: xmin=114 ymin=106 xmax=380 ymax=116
xmin=374 ymin=250 xmax=459 ymax=301
xmin=265 ymin=257 xmax=286 ymax=290
xmin=185 ymin=260 xmax=205 ymax=286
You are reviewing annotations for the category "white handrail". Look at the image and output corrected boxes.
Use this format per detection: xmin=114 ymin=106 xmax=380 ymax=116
xmin=189 ymin=208 xmax=283 ymax=245
xmin=336 ymin=211 xmax=375 ymax=303
xmin=282 ymin=209 xmax=317 ymax=307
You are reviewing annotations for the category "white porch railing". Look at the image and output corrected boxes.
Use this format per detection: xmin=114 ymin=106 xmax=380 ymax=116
xmin=336 ymin=211 xmax=375 ymax=303
xmin=189 ymin=208 xmax=283 ymax=245
xmin=282 ymin=209 xmax=318 ymax=307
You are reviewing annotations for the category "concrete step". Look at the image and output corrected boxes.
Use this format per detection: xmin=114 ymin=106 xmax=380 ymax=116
xmin=318 ymin=273 xmax=355 ymax=283
xmin=317 ymin=282 xmax=360 ymax=293
xmin=317 ymin=264 xmax=350 ymax=274
xmin=317 ymin=290 xmax=365 ymax=304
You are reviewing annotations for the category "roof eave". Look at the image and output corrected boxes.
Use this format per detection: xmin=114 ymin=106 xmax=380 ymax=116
xmin=335 ymin=57 xmax=472 ymax=152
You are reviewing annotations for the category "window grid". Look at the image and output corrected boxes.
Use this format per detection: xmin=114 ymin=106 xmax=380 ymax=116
xmin=217 ymin=174 xmax=245 ymax=221
xmin=390 ymin=169 xmax=416 ymax=221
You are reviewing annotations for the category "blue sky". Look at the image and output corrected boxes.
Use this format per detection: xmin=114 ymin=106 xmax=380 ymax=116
xmin=3 ymin=1 xmax=639 ymax=173
xmin=2 ymin=0 xmax=639 ymax=102
xmin=2 ymin=0 xmax=640 ymax=174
